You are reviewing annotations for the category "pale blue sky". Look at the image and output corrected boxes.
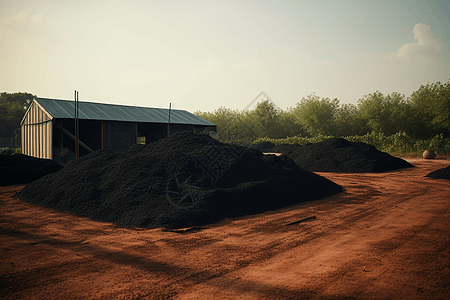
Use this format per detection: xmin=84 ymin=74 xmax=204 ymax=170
xmin=1 ymin=0 xmax=449 ymax=112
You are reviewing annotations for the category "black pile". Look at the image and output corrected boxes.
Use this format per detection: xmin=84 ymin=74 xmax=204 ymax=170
xmin=17 ymin=132 xmax=342 ymax=229
xmin=0 ymin=154 xmax=63 ymax=186
xmin=425 ymin=164 xmax=450 ymax=180
xmin=260 ymin=138 xmax=414 ymax=173
xmin=250 ymin=142 xmax=276 ymax=152
xmin=250 ymin=143 xmax=301 ymax=155
xmin=270 ymin=144 xmax=303 ymax=155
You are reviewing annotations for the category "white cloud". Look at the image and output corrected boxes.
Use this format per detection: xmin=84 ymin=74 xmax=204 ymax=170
xmin=319 ymin=23 xmax=450 ymax=105
xmin=362 ymin=23 xmax=450 ymax=98
xmin=395 ymin=23 xmax=445 ymax=57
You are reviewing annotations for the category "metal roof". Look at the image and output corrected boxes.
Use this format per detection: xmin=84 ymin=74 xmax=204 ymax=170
xmin=34 ymin=98 xmax=215 ymax=126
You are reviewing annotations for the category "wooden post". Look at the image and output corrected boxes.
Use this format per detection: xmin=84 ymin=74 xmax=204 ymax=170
xmin=167 ymin=103 xmax=171 ymax=137
xmin=74 ymin=90 xmax=77 ymax=158
xmin=135 ymin=122 xmax=138 ymax=144
xmin=101 ymin=120 xmax=104 ymax=149
xmin=54 ymin=122 xmax=94 ymax=153
xmin=74 ymin=90 xmax=79 ymax=158
xmin=77 ymin=91 xmax=79 ymax=157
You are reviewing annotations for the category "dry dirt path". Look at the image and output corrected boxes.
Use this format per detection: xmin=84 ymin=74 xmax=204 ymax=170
xmin=1 ymin=158 xmax=449 ymax=299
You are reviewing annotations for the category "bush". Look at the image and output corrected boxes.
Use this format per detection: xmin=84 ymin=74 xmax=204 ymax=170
xmin=252 ymin=134 xmax=334 ymax=146
xmin=251 ymin=132 xmax=450 ymax=156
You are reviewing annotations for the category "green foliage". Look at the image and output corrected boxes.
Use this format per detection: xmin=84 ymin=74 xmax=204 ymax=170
xmin=254 ymin=131 xmax=450 ymax=156
xmin=196 ymin=100 xmax=309 ymax=142
xmin=333 ymin=103 xmax=369 ymax=136
xmin=0 ymin=92 xmax=34 ymax=136
xmin=408 ymin=80 xmax=450 ymax=138
xmin=357 ymin=91 xmax=411 ymax=135
xmin=253 ymin=134 xmax=333 ymax=146
xmin=251 ymin=100 xmax=280 ymax=137
xmin=343 ymin=131 xmax=414 ymax=153
xmin=195 ymin=107 xmax=242 ymax=140
xmin=277 ymin=108 xmax=309 ymax=138
xmin=196 ymin=79 xmax=449 ymax=144
xmin=292 ymin=95 xmax=340 ymax=136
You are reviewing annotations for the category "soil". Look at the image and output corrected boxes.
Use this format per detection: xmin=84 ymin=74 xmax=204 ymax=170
xmin=261 ymin=138 xmax=415 ymax=173
xmin=426 ymin=163 xmax=450 ymax=180
xmin=1 ymin=157 xmax=450 ymax=299
xmin=16 ymin=132 xmax=342 ymax=229
xmin=0 ymin=154 xmax=63 ymax=187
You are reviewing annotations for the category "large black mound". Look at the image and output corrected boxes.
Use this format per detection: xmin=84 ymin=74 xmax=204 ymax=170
xmin=250 ymin=143 xmax=302 ymax=155
xmin=270 ymin=144 xmax=303 ymax=155
xmin=249 ymin=141 xmax=275 ymax=152
xmin=273 ymin=138 xmax=414 ymax=173
xmin=17 ymin=132 xmax=342 ymax=229
xmin=425 ymin=164 xmax=450 ymax=180
xmin=0 ymin=154 xmax=63 ymax=186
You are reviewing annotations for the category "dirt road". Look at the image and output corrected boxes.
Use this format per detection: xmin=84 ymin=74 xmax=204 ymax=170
xmin=1 ymin=158 xmax=449 ymax=299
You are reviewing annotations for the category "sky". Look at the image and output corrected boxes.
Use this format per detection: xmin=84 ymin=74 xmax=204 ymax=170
xmin=1 ymin=0 xmax=450 ymax=113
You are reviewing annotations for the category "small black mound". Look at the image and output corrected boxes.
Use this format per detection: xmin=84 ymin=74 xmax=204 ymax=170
xmin=270 ymin=144 xmax=303 ymax=155
xmin=250 ymin=141 xmax=276 ymax=152
xmin=0 ymin=154 xmax=63 ymax=186
xmin=283 ymin=138 xmax=414 ymax=173
xmin=425 ymin=164 xmax=450 ymax=180
xmin=17 ymin=132 xmax=342 ymax=229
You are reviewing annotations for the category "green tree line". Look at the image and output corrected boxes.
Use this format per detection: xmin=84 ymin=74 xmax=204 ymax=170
xmin=195 ymin=79 xmax=450 ymax=142
xmin=0 ymin=92 xmax=34 ymax=137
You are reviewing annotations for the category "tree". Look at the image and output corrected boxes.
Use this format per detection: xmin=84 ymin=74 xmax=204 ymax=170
xmin=195 ymin=107 xmax=243 ymax=140
xmin=293 ymin=95 xmax=340 ymax=136
xmin=333 ymin=103 xmax=370 ymax=136
xmin=0 ymin=92 xmax=34 ymax=137
xmin=432 ymin=80 xmax=450 ymax=132
xmin=357 ymin=91 xmax=410 ymax=136
xmin=278 ymin=108 xmax=309 ymax=138
xmin=408 ymin=79 xmax=450 ymax=138
xmin=245 ymin=100 xmax=284 ymax=138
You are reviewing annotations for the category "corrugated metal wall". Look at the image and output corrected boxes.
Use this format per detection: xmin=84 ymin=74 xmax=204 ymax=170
xmin=21 ymin=101 xmax=53 ymax=159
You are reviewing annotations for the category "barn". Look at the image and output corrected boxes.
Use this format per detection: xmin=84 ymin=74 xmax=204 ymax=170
xmin=21 ymin=97 xmax=216 ymax=165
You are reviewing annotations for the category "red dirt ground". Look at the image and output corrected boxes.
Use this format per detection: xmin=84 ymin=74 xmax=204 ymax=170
xmin=1 ymin=156 xmax=450 ymax=299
